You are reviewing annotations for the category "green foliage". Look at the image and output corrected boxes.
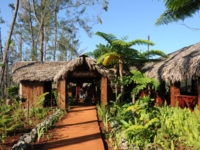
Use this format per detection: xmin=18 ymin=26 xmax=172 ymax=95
xmin=156 ymin=0 xmax=200 ymax=25
xmin=99 ymin=92 xmax=200 ymax=149
xmin=37 ymin=125 xmax=47 ymax=142
xmin=5 ymin=85 xmax=19 ymax=98
xmin=154 ymin=105 xmax=200 ymax=149
xmin=34 ymin=92 xmax=49 ymax=107
xmin=67 ymin=95 xmax=76 ymax=108
xmin=123 ymin=70 xmax=160 ymax=95
xmin=0 ymin=104 xmax=23 ymax=144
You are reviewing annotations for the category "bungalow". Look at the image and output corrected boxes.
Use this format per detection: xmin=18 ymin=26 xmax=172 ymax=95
xmin=12 ymin=55 xmax=111 ymax=110
xmin=143 ymin=42 xmax=200 ymax=110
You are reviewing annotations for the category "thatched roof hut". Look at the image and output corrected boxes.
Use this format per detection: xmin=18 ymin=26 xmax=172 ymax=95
xmin=12 ymin=55 xmax=109 ymax=83
xmin=162 ymin=54 xmax=200 ymax=83
xmin=54 ymin=55 xmax=109 ymax=82
xmin=12 ymin=61 xmax=68 ymax=83
xmin=143 ymin=42 xmax=200 ymax=82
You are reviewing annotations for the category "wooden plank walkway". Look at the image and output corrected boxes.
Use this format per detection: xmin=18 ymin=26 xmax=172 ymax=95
xmin=40 ymin=105 xmax=105 ymax=150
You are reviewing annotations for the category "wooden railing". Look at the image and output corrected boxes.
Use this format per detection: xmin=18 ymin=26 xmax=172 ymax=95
xmin=175 ymin=95 xmax=197 ymax=111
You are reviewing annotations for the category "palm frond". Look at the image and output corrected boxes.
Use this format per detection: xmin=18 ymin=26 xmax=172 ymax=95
xmin=156 ymin=0 xmax=200 ymax=25
xmin=93 ymin=44 xmax=113 ymax=59
xmin=130 ymin=39 xmax=155 ymax=46
xmin=95 ymin=31 xmax=117 ymax=44
xmin=140 ymin=50 xmax=168 ymax=59
xmin=112 ymin=39 xmax=155 ymax=48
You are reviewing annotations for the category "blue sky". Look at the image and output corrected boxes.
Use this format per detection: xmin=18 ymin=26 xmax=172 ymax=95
xmin=0 ymin=0 xmax=200 ymax=55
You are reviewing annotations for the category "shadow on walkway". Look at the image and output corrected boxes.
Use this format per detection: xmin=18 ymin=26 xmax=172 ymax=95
xmin=34 ymin=105 xmax=105 ymax=150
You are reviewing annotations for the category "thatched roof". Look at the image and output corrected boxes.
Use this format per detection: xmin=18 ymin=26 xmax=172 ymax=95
xmin=12 ymin=55 xmax=109 ymax=83
xmin=12 ymin=61 xmax=68 ymax=83
xmin=143 ymin=42 xmax=200 ymax=82
xmin=162 ymin=54 xmax=200 ymax=83
xmin=54 ymin=55 xmax=109 ymax=82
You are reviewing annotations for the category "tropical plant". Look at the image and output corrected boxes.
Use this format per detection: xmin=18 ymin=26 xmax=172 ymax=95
xmin=95 ymin=32 xmax=167 ymax=103
xmin=5 ymin=85 xmax=19 ymax=98
xmin=85 ymin=43 xmax=113 ymax=59
xmin=36 ymin=125 xmax=47 ymax=142
xmin=154 ymin=105 xmax=200 ymax=149
xmin=34 ymin=92 xmax=49 ymax=107
xmin=0 ymin=104 xmax=23 ymax=145
xmin=131 ymin=50 xmax=168 ymax=71
xmin=156 ymin=0 xmax=200 ymax=25
xmin=130 ymin=70 xmax=160 ymax=96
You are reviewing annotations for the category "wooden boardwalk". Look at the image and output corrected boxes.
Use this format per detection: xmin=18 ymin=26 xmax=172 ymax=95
xmin=40 ymin=105 xmax=105 ymax=150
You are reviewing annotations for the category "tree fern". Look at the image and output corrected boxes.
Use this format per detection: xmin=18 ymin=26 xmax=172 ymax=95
xmin=156 ymin=0 xmax=200 ymax=25
xmin=95 ymin=31 xmax=117 ymax=45
xmin=130 ymin=70 xmax=160 ymax=95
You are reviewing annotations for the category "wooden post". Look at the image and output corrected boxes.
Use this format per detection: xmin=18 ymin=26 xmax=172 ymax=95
xmin=155 ymin=81 xmax=166 ymax=106
xmin=101 ymin=76 xmax=107 ymax=106
xmin=198 ymin=77 xmax=200 ymax=110
xmin=57 ymin=79 xmax=67 ymax=110
xmin=170 ymin=81 xmax=180 ymax=107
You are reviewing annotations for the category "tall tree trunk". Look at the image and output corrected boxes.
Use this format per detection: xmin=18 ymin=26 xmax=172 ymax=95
xmin=40 ymin=23 xmax=44 ymax=61
xmin=54 ymin=9 xmax=57 ymax=61
xmin=0 ymin=0 xmax=19 ymax=91
xmin=44 ymin=27 xmax=46 ymax=61
xmin=19 ymin=31 xmax=22 ymax=61
xmin=32 ymin=0 xmax=47 ymax=61
xmin=119 ymin=58 xmax=124 ymax=103
xmin=0 ymin=27 xmax=2 ymax=61
xmin=28 ymin=0 xmax=37 ymax=61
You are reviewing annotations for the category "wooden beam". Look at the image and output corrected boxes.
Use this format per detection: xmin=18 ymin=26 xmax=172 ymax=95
xmin=170 ymin=81 xmax=180 ymax=107
xmin=57 ymin=79 xmax=67 ymax=110
xmin=100 ymin=76 xmax=107 ymax=106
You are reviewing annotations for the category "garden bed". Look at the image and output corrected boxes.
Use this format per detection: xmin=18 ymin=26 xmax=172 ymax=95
xmin=0 ymin=107 xmax=62 ymax=150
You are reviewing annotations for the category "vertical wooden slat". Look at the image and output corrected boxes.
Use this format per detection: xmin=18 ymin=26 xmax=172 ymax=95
xmin=57 ymin=79 xmax=66 ymax=110
xmin=170 ymin=81 xmax=180 ymax=107
xmin=101 ymin=76 xmax=107 ymax=106
xmin=21 ymin=81 xmax=44 ymax=108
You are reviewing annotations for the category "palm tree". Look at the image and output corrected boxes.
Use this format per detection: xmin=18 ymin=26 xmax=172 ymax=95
xmin=156 ymin=0 xmax=200 ymax=25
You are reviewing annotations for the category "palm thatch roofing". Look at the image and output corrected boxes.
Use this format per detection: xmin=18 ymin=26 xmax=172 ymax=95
xmin=54 ymin=55 xmax=109 ymax=82
xmin=12 ymin=55 xmax=109 ymax=83
xmin=142 ymin=42 xmax=200 ymax=83
xmin=12 ymin=61 xmax=68 ymax=83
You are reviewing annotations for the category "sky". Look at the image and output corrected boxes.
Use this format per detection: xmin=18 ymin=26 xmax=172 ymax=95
xmin=0 ymin=0 xmax=200 ymax=56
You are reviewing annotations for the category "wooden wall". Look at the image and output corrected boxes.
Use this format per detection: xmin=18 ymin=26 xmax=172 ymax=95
xmin=21 ymin=81 xmax=44 ymax=107
xmin=57 ymin=79 xmax=67 ymax=110
xmin=170 ymin=82 xmax=180 ymax=107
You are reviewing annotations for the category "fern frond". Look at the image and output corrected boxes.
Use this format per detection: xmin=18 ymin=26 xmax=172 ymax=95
xmin=156 ymin=0 xmax=200 ymax=25
xmin=95 ymin=31 xmax=117 ymax=44
xmin=141 ymin=50 xmax=169 ymax=59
